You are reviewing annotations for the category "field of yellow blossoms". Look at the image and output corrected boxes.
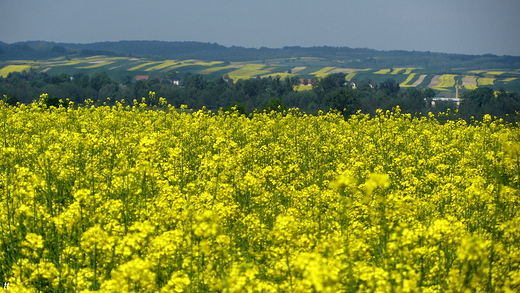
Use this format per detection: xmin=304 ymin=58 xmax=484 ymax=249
xmin=1 ymin=94 xmax=520 ymax=292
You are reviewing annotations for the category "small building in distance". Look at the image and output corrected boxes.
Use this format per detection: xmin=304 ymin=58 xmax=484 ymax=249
xmin=135 ymin=75 xmax=150 ymax=81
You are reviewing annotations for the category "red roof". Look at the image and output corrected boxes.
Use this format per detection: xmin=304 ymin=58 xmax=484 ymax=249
xmin=135 ymin=75 xmax=150 ymax=81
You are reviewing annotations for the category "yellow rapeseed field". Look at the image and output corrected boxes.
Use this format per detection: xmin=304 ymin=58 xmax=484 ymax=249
xmin=478 ymin=78 xmax=496 ymax=86
xmin=434 ymin=74 xmax=457 ymax=88
xmin=0 ymin=65 xmax=33 ymax=78
xmin=227 ymin=64 xmax=271 ymax=81
xmin=1 ymin=95 xmax=520 ymax=292
xmin=374 ymin=69 xmax=391 ymax=74
xmin=398 ymin=73 xmax=417 ymax=88
xmin=310 ymin=67 xmax=336 ymax=78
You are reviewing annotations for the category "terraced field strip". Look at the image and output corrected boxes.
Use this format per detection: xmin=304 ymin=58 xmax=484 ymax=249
xmin=436 ymin=74 xmax=457 ymax=87
xmin=144 ymin=60 xmax=180 ymax=71
xmin=291 ymin=67 xmax=307 ymax=74
xmin=374 ymin=69 xmax=391 ymax=74
xmin=478 ymin=77 xmax=495 ymax=86
xmin=503 ymin=77 xmax=518 ymax=82
xmin=391 ymin=68 xmax=406 ymax=74
xmin=199 ymin=65 xmax=235 ymax=75
xmin=462 ymin=76 xmax=478 ymax=90
xmin=227 ymin=64 xmax=271 ymax=81
xmin=76 ymin=61 xmax=116 ymax=69
xmin=127 ymin=62 xmax=163 ymax=71
xmin=399 ymin=73 xmax=417 ymax=87
xmin=411 ymin=74 xmax=427 ymax=86
xmin=190 ymin=61 xmax=225 ymax=67
xmin=346 ymin=72 xmax=357 ymax=81
xmin=329 ymin=68 xmax=356 ymax=74
xmin=46 ymin=58 xmax=89 ymax=67
xmin=427 ymin=75 xmax=441 ymax=88
xmin=311 ymin=67 xmax=336 ymax=77
xmin=487 ymin=71 xmax=506 ymax=75
xmin=468 ymin=70 xmax=487 ymax=74
xmin=0 ymin=65 xmax=33 ymax=77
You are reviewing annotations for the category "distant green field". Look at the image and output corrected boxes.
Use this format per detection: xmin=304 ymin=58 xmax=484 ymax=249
xmin=346 ymin=72 xmax=357 ymax=81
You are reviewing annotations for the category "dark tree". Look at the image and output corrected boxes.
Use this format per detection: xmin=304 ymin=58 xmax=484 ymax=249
xmin=264 ymin=98 xmax=286 ymax=112
xmin=51 ymin=45 xmax=66 ymax=53
xmin=379 ymin=78 xmax=400 ymax=95
xmin=459 ymin=87 xmax=494 ymax=119
xmin=314 ymin=73 xmax=347 ymax=98
xmin=323 ymin=87 xmax=360 ymax=116
xmin=90 ymin=72 xmax=113 ymax=91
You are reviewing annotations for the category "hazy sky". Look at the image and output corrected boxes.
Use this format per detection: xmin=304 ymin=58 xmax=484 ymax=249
xmin=1 ymin=0 xmax=519 ymax=56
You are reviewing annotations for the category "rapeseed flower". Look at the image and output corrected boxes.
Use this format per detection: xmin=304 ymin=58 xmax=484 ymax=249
xmin=1 ymin=100 xmax=519 ymax=291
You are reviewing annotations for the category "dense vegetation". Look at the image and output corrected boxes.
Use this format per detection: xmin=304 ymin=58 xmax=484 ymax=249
xmin=1 ymin=101 xmax=520 ymax=292
xmin=2 ymin=40 xmax=520 ymax=292
xmin=2 ymin=69 xmax=520 ymax=121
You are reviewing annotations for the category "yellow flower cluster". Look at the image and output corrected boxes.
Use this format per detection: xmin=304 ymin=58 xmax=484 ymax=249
xmin=1 ymin=100 xmax=520 ymax=292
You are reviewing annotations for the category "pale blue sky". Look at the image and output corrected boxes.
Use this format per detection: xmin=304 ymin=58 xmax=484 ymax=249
xmin=1 ymin=0 xmax=519 ymax=56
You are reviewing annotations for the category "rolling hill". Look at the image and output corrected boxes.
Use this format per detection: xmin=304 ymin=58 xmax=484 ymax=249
xmin=1 ymin=40 xmax=520 ymax=96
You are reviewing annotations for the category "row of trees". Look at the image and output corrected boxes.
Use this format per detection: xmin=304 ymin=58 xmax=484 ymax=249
xmin=2 ymin=69 xmax=519 ymax=121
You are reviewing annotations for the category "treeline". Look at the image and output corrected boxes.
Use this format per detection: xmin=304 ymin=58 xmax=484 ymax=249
xmin=2 ymin=69 xmax=520 ymax=121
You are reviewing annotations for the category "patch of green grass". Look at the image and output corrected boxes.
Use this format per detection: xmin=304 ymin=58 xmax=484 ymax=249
xmin=199 ymin=66 xmax=233 ymax=75
xmin=403 ymin=68 xmax=417 ymax=74
xmin=346 ymin=72 xmax=357 ymax=81
xmin=391 ymin=68 xmax=406 ymax=74
xmin=467 ymin=70 xmax=487 ymax=74
xmin=76 ymin=61 xmax=116 ymax=69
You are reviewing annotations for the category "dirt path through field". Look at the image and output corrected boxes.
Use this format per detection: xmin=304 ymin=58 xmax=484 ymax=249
xmin=428 ymin=75 xmax=440 ymax=87
xmin=291 ymin=66 xmax=306 ymax=74
xmin=412 ymin=74 xmax=427 ymax=86
xmin=329 ymin=68 xmax=357 ymax=74
xmin=462 ymin=76 xmax=477 ymax=86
